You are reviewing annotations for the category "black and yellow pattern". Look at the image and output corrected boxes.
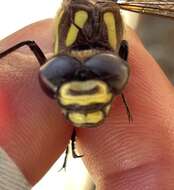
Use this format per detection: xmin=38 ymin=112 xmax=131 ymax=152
xmin=54 ymin=0 xmax=123 ymax=55
xmin=0 ymin=0 xmax=173 ymax=169
xmin=58 ymin=80 xmax=113 ymax=126
xmin=52 ymin=0 xmax=124 ymax=127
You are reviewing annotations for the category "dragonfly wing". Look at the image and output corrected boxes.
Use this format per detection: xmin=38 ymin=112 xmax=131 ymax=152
xmin=117 ymin=0 xmax=174 ymax=18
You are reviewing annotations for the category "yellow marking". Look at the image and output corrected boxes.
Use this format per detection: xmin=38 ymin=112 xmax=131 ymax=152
xmin=54 ymin=10 xmax=64 ymax=54
xmin=69 ymin=111 xmax=104 ymax=125
xmin=59 ymin=80 xmax=113 ymax=106
xmin=66 ymin=24 xmax=79 ymax=47
xmin=103 ymin=12 xmax=117 ymax=50
xmin=66 ymin=10 xmax=88 ymax=47
xmin=74 ymin=10 xmax=88 ymax=29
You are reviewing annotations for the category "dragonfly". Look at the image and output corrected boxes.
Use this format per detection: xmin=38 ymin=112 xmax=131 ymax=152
xmin=0 ymin=0 xmax=174 ymax=169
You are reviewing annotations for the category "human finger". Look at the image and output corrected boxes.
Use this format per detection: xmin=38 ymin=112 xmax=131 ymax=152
xmin=0 ymin=19 xmax=72 ymax=185
xmin=77 ymin=28 xmax=174 ymax=189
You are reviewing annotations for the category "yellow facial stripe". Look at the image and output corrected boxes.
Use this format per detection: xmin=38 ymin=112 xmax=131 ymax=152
xmin=69 ymin=111 xmax=104 ymax=125
xmin=103 ymin=12 xmax=117 ymax=50
xmin=59 ymin=80 xmax=113 ymax=106
xmin=66 ymin=10 xmax=88 ymax=47
xmin=54 ymin=10 xmax=64 ymax=54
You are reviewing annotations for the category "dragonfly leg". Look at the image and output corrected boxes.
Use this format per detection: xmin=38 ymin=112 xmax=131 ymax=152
xmin=71 ymin=129 xmax=83 ymax=158
xmin=59 ymin=145 xmax=69 ymax=171
xmin=0 ymin=40 xmax=47 ymax=66
xmin=121 ymin=93 xmax=133 ymax=123
xmin=119 ymin=40 xmax=128 ymax=61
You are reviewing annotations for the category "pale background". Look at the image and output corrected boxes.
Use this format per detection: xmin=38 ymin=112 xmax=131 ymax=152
xmin=0 ymin=0 xmax=138 ymax=39
xmin=0 ymin=1 xmax=138 ymax=189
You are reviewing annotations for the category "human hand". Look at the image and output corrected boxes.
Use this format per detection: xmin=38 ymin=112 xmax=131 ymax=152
xmin=0 ymin=19 xmax=73 ymax=185
xmin=0 ymin=19 xmax=174 ymax=189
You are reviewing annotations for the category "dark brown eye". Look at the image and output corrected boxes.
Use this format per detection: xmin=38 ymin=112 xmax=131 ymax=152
xmin=39 ymin=56 xmax=81 ymax=98
xmin=85 ymin=53 xmax=129 ymax=95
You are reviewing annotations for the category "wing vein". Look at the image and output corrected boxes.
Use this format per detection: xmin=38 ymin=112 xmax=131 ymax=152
xmin=117 ymin=0 xmax=174 ymax=18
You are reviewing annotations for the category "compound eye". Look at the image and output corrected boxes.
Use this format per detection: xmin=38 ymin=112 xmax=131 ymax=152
xmin=85 ymin=53 xmax=129 ymax=95
xmin=39 ymin=56 xmax=80 ymax=98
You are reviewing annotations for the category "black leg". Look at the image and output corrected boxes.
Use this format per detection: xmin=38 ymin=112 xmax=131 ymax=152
xmin=0 ymin=40 xmax=47 ymax=66
xmin=119 ymin=41 xmax=132 ymax=123
xmin=59 ymin=145 xmax=69 ymax=171
xmin=121 ymin=93 xmax=133 ymax=123
xmin=119 ymin=40 xmax=128 ymax=61
xmin=71 ymin=128 xmax=83 ymax=158
xmin=59 ymin=128 xmax=83 ymax=171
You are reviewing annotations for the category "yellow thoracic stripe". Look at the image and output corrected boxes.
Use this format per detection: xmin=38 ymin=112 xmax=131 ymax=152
xmin=65 ymin=25 xmax=79 ymax=47
xmin=59 ymin=80 xmax=113 ymax=106
xmin=54 ymin=10 xmax=64 ymax=54
xmin=66 ymin=10 xmax=88 ymax=47
xmin=74 ymin=10 xmax=88 ymax=28
xmin=103 ymin=12 xmax=117 ymax=50
xmin=68 ymin=111 xmax=104 ymax=125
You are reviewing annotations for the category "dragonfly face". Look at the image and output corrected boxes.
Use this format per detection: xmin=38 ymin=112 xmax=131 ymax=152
xmin=39 ymin=0 xmax=129 ymax=127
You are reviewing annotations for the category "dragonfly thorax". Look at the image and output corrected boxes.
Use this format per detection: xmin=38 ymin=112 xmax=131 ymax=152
xmin=54 ymin=0 xmax=124 ymax=58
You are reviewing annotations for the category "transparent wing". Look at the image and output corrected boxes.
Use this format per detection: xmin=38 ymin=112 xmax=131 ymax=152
xmin=117 ymin=0 xmax=174 ymax=18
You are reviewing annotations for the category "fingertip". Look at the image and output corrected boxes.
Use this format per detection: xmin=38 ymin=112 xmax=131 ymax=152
xmin=0 ymin=20 xmax=73 ymax=184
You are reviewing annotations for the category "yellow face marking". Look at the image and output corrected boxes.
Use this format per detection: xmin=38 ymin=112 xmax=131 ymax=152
xmin=69 ymin=111 xmax=104 ymax=126
xmin=59 ymin=80 xmax=113 ymax=106
xmin=54 ymin=10 xmax=64 ymax=54
xmin=66 ymin=10 xmax=88 ymax=47
xmin=103 ymin=12 xmax=117 ymax=50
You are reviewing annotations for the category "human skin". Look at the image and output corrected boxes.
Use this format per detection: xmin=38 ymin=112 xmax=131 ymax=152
xmin=0 ymin=19 xmax=174 ymax=189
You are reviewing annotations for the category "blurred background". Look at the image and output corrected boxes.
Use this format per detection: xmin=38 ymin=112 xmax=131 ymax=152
xmin=0 ymin=0 xmax=174 ymax=190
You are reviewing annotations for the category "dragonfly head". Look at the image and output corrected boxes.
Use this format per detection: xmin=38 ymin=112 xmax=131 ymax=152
xmin=39 ymin=0 xmax=128 ymax=127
